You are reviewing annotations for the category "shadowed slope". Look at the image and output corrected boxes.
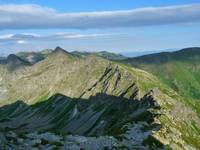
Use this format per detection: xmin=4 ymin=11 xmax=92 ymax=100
xmin=0 ymin=54 xmax=31 ymax=71
xmin=0 ymin=92 xmax=163 ymax=149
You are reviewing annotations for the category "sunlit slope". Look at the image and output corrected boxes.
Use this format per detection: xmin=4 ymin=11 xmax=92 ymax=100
xmin=0 ymin=48 xmax=199 ymax=149
xmin=0 ymin=50 xmax=139 ymax=104
xmin=122 ymin=47 xmax=200 ymax=114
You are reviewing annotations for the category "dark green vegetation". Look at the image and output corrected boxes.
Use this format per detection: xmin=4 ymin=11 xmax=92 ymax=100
xmin=0 ymin=47 xmax=200 ymax=149
xmin=122 ymin=47 xmax=200 ymax=114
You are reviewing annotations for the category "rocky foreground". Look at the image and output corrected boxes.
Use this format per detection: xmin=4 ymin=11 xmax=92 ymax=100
xmin=0 ymin=92 xmax=163 ymax=149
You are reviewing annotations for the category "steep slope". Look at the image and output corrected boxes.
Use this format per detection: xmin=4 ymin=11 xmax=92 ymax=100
xmin=0 ymin=54 xmax=31 ymax=100
xmin=0 ymin=93 xmax=163 ymax=149
xmin=0 ymin=48 xmax=200 ymax=149
xmin=0 ymin=48 xmax=137 ymax=105
xmin=122 ymin=47 xmax=200 ymax=114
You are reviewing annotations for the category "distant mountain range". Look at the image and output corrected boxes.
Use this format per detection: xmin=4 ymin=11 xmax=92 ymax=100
xmin=122 ymin=49 xmax=178 ymax=57
xmin=0 ymin=47 xmax=200 ymax=149
xmin=0 ymin=48 xmax=181 ymax=62
xmin=6 ymin=47 xmax=126 ymax=65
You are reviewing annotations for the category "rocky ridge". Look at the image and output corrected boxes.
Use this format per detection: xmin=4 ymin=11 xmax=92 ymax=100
xmin=0 ymin=47 xmax=199 ymax=149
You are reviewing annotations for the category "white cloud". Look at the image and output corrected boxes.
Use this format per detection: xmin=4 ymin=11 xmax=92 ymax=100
xmin=0 ymin=34 xmax=14 ymax=39
xmin=17 ymin=40 xmax=27 ymax=44
xmin=62 ymin=34 xmax=108 ymax=39
xmin=0 ymin=3 xmax=199 ymax=30
xmin=0 ymin=33 xmax=108 ymax=43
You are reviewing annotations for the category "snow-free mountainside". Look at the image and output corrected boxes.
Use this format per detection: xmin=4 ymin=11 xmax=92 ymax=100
xmin=0 ymin=47 xmax=200 ymax=149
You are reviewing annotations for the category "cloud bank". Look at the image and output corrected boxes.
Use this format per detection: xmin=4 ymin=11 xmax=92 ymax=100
xmin=0 ymin=33 xmax=108 ymax=44
xmin=0 ymin=3 xmax=200 ymax=30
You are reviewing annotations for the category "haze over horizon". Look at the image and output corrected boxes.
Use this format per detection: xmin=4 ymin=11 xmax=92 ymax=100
xmin=0 ymin=0 xmax=199 ymax=54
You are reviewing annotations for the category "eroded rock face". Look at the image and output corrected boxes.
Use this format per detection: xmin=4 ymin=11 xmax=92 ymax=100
xmin=0 ymin=93 xmax=163 ymax=149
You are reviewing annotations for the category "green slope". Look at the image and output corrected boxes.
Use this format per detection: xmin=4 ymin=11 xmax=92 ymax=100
xmin=122 ymin=47 xmax=200 ymax=113
xmin=0 ymin=47 xmax=200 ymax=149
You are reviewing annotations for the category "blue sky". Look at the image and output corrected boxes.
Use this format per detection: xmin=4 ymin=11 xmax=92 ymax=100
xmin=0 ymin=0 xmax=199 ymax=11
xmin=0 ymin=0 xmax=199 ymax=55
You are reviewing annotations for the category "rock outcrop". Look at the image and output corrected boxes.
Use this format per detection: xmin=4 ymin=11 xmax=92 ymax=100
xmin=0 ymin=93 xmax=162 ymax=149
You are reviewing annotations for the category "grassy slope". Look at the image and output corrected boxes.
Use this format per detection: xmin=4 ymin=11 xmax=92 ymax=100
xmin=122 ymin=48 xmax=200 ymax=114
xmin=118 ymin=48 xmax=200 ymax=148
xmin=0 ymin=50 xmax=138 ymax=105
xmin=119 ymin=63 xmax=200 ymax=149
xmin=0 ymin=48 xmax=200 ymax=149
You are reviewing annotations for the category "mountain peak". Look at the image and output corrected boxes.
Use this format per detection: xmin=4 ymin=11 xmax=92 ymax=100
xmin=53 ymin=46 xmax=69 ymax=54
xmin=6 ymin=54 xmax=31 ymax=70
xmin=46 ymin=46 xmax=77 ymax=62
xmin=7 ymin=54 xmax=22 ymax=62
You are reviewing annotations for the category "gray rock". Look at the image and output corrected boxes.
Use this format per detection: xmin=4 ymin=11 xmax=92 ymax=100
xmin=0 ymin=133 xmax=7 ymax=148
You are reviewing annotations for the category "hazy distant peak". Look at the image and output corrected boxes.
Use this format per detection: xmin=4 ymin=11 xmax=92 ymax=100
xmin=7 ymin=54 xmax=30 ymax=63
xmin=53 ymin=46 xmax=69 ymax=54
xmin=3 ymin=54 xmax=31 ymax=70
xmin=7 ymin=54 xmax=21 ymax=61
xmin=40 ymin=49 xmax=53 ymax=55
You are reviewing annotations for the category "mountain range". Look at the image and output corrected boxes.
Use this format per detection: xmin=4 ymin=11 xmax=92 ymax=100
xmin=12 ymin=47 xmax=126 ymax=65
xmin=0 ymin=47 xmax=200 ymax=149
